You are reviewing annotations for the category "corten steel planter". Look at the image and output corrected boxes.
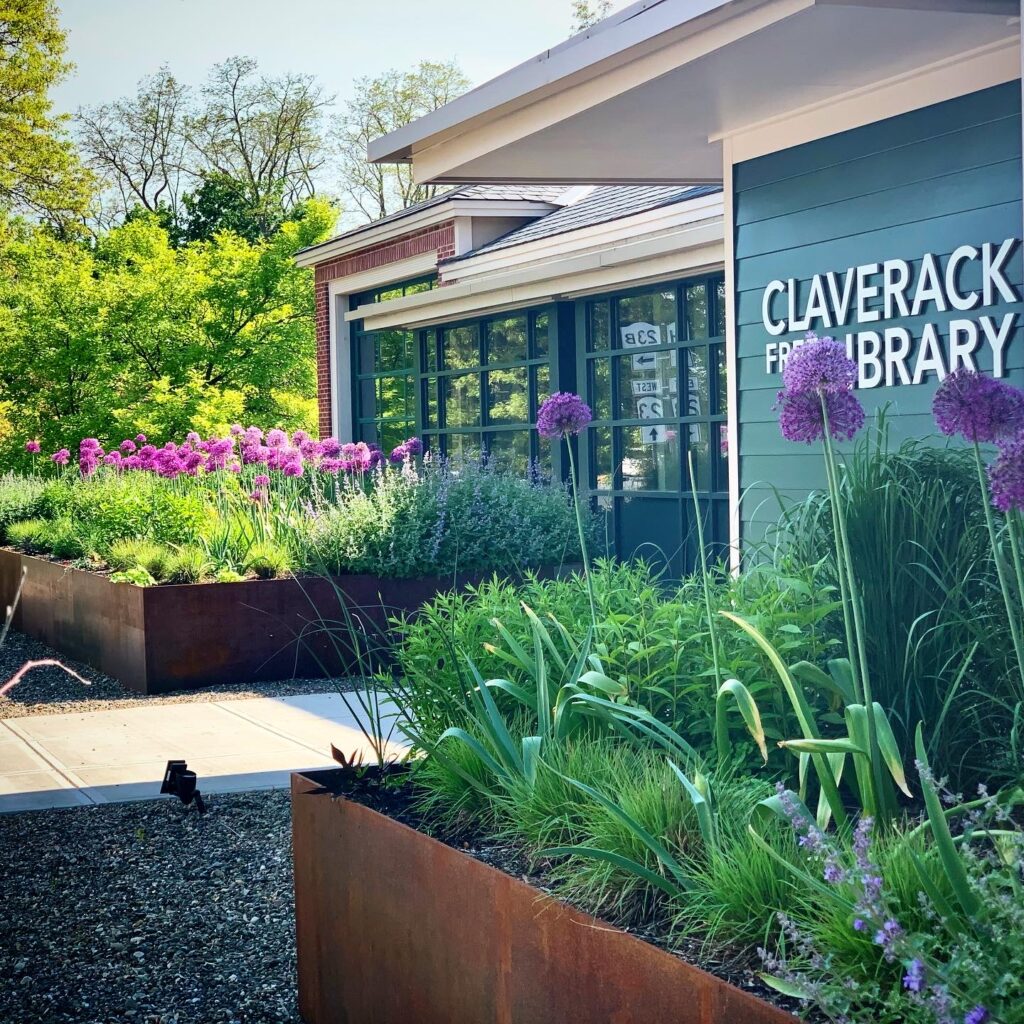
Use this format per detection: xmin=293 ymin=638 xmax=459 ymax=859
xmin=0 ymin=549 xmax=570 ymax=695
xmin=290 ymin=769 xmax=796 ymax=1024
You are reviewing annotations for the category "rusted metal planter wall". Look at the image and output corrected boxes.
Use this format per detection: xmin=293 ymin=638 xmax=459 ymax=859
xmin=291 ymin=770 xmax=796 ymax=1024
xmin=0 ymin=549 xmax=564 ymax=695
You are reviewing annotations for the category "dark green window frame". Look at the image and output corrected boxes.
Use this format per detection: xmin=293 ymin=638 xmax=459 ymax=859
xmin=577 ymin=274 xmax=729 ymax=573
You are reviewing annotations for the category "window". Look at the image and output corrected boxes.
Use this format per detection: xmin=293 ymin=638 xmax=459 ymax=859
xmin=420 ymin=308 xmax=553 ymax=475
xmin=351 ymin=276 xmax=436 ymax=453
xmin=580 ymin=275 xmax=728 ymax=575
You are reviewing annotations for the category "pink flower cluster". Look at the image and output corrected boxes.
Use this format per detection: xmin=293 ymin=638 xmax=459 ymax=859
xmin=33 ymin=428 xmax=424 ymax=480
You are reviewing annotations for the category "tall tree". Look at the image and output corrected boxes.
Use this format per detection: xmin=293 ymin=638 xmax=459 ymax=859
xmin=0 ymin=0 xmax=92 ymax=226
xmin=333 ymin=59 xmax=469 ymax=223
xmin=75 ymin=67 xmax=191 ymax=227
xmin=77 ymin=56 xmax=332 ymax=236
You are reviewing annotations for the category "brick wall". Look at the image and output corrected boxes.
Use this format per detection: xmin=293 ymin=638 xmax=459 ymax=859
xmin=312 ymin=221 xmax=453 ymax=438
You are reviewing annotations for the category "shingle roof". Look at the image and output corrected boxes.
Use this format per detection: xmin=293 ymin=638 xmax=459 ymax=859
xmin=447 ymin=184 xmax=723 ymax=263
xmin=295 ymin=184 xmax=569 ymax=258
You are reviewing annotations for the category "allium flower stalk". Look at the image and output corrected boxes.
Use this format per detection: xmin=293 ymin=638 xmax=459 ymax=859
xmin=776 ymin=333 xmax=881 ymax=818
xmin=24 ymin=440 xmax=40 ymax=454
xmin=934 ymin=371 xmax=1024 ymax=701
xmin=536 ymin=392 xmax=595 ymax=624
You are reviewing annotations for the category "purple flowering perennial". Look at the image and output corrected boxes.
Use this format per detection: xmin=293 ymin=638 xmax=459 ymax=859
xmin=783 ymin=334 xmax=857 ymax=395
xmin=25 ymin=440 xmax=41 ymax=454
xmin=902 ymin=958 xmax=926 ymax=993
xmin=988 ymin=430 xmax=1024 ymax=513
xmin=778 ymin=388 xmax=865 ymax=444
xmin=964 ymin=1006 xmax=989 ymax=1024
xmin=932 ymin=369 xmax=1024 ymax=444
xmin=536 ymin=392 xmax=592 ymax=439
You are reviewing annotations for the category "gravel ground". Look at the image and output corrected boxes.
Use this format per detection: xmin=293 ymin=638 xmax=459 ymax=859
xmin=0 ymin=790 xmax=299 ymax=1024
xmin=0 ymin=628 xmax=360 ymax=719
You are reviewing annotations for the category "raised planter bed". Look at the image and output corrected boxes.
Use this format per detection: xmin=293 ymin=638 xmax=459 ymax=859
xmin=0 ymin=549 xmax=569 ymax=695
xmin=290 ymin=768 xmax=796 ymax=1024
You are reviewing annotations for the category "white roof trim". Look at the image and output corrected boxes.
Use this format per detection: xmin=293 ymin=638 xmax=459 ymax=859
xmin=294 ymin=198 xmax=562 ymax=267
xmin=348 ymin=218 xmax=724 ymax=330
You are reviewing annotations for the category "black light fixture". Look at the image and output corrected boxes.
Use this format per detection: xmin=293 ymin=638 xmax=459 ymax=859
xmin=161 ymin=759 xmax=207 ymax=813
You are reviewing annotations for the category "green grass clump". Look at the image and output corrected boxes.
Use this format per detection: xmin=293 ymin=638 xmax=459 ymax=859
xmin=0 ymin=474 xmax=47 ymax=542
xmin=5 ymin=518 xmax=49 ymax=553
xmin=104 ymin=538 xmax=174 ymax=581
xmin=164 ymin=545 xmax=211 ymax=584
xmin=244 ymin=541 xmax=293 ymax=580
xmin=42 ymin=519 xmax=88 ymax=560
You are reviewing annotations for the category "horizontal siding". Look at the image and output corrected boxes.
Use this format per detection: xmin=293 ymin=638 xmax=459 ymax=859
xmin=733 ymin=82 xmax=1023 ymax=542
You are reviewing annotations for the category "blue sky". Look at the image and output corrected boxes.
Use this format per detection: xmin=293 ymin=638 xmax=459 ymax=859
xmin=52 ymin=0 xmax=611 ymax=115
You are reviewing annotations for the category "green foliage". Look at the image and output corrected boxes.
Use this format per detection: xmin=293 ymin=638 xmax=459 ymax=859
xmin=109 ymin=567 xmax=156 ymax=587
xmin=0 ymin=201 xmax=335 ymax=466
xmin=0 ymin=473 xmax=46 ymax=541
xmin=40 ymin=518 xmax=87 ymax=559
xmin=5 ymin=517 xmax=48 ymax=553
xmin=104 ymin=538 xmax=166 ymax=574
xmin=164 ymin=545 xmax=211 ymax=584
xmin=244 ymin=540 xmax=293 ymax=580
xmin=300 ymin=459 xmax=590 ymax=579
xmin=0 ymin=0 xmax=92 ymax=225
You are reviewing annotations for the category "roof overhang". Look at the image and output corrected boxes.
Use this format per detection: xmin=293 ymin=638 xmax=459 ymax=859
xmin=294 ymin=197 xmax=562 ymax=267
xmin=368 ymin=0 xmax=1020 ymax=185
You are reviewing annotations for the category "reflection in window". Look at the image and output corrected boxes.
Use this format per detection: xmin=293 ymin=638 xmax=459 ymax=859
xmin=618 ymin=424 xmax=681 ymax=492
xmin=617 ymin=290 xmax=676 ymax=349
xmin=488 ymin=366 xmax=528 ymax=425
xmin=444 ymin=373 xmax=481 ymax=427
xmin=443 ymin=324 xmax=480 ymax=370
xmin=686 ymin=281 xmax=708 ymax=339
xmin=487 ymin=430 xmax=531 ymax=474
xmin=487 ymin=316 xmax=528 ymax=364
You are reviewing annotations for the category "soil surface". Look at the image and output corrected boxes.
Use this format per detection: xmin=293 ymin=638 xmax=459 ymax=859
xmin=0 ymin=627 xmax=360 ymax=719
xmin=309 ymin=766 xmax=808 ymax=1020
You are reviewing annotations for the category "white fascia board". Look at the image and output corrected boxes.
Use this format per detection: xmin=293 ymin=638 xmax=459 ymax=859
xmin=293 ymin=198 xmax=561 ymax=267
xmin=443 ymin=193 xmax=724 ymax=284
xmin=367 ymin=0 xmax=742 ymax=163
xmin=349 ymin=219 xmax=724 ymax=330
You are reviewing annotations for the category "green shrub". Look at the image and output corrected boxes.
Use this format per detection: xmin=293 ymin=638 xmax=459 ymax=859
xmin=109 ymin=567 xmax=156 ymax=586
xmin=244 ymin=541 xmax=293 ymax=579
xmin=164 ymin=545 xmax=211 ymax=584
xmin=0 ymin=474 xmax=47 ymax=542
xmin=42 ymin=519 xmax=88 ymax=560
xmin=5 ymin=518 xmax=49 ymax=553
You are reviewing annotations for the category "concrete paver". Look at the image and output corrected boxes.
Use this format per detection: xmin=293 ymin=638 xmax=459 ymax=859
xmin=0 ymin=691 xmax=406 ymax=813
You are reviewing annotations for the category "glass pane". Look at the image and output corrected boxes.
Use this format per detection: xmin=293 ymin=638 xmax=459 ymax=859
xmin=377 ymin=330 xmax=413 ymax=371
xmin=443 ymin=324 xmax=480 ymax=370
xmin=686 ymin=281 xmax=709 ymax=340
xmin=713 ymin=343 xmax=727 ymax=417
xmin=591 ymin=426 xmax=613 ymax=491
xmin=618 ymin=424 xmax=681 ymax=492
xmin=487 ymin=431 xmax=531 ymax=474
xmin=533 ymin=312 xmax=550 ymax=357
xmin=618 ymin=496 xmax=683 ymax=577
xmin=532 ymin=364 xmax=550 ymax=408
xmin=714 ymin=279 xmax=726 ymax=337
xmin=376 ymin=286 xmax=403 ymax=303
xmin=615 ymin=352 xmax=678 ymax=421
xmin=444 ymin=373 xmax=481 ymax=427
xmin=358 ymin=334 xmax=375 ymax=374
xmin=617 ymin=289 xmax=677 ymax=349
xmin=487 ymin=315 xmax=528 ymax=364
xmin=445 ymin=432 xmax=481 ymax=462
xmin=686 ymin=421 xmax=712 ymax=491
xmin=535 ymin=433 xmax=553 ymax=477
xmin=424 ymin=330 xmax=438 ymax=372
xmin=589 ymin=357 xmax=612 ymax=421
xmin=488 ymin=366 xmax=528 ymax=425
xmin=424 ymin=378 xmax=438 ymax=428
xmin=404 ymin=279 xmax=434 ymax=297
xmin=422 ymin=434 xmax=437 ymax=457
xmin=374 ymin=376 xmax=412 ymax=420
xmin=357 ymin=420 xmax=379 ymax=446
xmin=684 ymin=348 xmax=710 ymax=419
xmin=714 ymin=424 xmax=729 ymax=491
xmin=589 ymin=300 xmax=610 ymax=351
xmin=378 ymin=420 xmax=413 ymax=456
xmin=357 ymin=376 xmax=375 ymax=422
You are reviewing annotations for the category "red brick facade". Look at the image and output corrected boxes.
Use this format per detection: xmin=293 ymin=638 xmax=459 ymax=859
xmin=312 ymin=221 xmax=454 ymax=438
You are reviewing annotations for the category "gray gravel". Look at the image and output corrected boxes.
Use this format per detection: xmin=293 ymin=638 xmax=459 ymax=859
xmin=0 ymin=628 xmax=361 ymax=719
xmin=0 ymin=790 xmax=299 ymax=1024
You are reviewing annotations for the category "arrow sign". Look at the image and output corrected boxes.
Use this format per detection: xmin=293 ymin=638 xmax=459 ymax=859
xmin=643 ymin=424 xmax=669 ymax=444
xmin=632 ymin=353 xmax=657 ymax=370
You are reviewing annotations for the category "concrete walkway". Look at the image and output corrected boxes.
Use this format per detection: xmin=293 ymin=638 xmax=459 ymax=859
xmin=0 ymin=692 xmax=407 ymax=813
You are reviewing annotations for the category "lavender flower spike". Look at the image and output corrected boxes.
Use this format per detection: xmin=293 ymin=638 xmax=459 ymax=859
xmin=964 ymin=1006 xmax=989 ymax=1024
xmin=537 ymin=392 xmax=592 ymax=440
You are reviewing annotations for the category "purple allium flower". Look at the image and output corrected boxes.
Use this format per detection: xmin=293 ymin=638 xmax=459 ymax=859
xmin=253 ymin=473 xmax=270 ymax=487
xmin=988 ymin=430 xmax=1024 ymax=513
xmin=537 ymin=392 xmax=592 ymax=439
xmin=292 ymin=430 xmax=310 ymax=445
xmin=902 ymin=958 xmax=926 ymax=993
xmin=80 ymin=438 xmax=102 ymax=452
xmin=389 ymin=437 xmax=424 ymax=464
xmin=319 ymin=457 xmax=343 ymax=474
xmin=186 ymin=431 xmax=202 ymax=446
xmin=120 ymin=439 xmax=137 ymax=454
xmin=135 ymin=433 xmax=147 ymax=444
xmin=249 ymin=490 xmax=268 ymax=503
xmin=25 ymin=439 xmax=41 ymax=454
xmin=778 ymin=388 xmax=865 ymax=443
xmin=282 ymin=459 xmax=303 ymax=478
xmin=51 ymin=448 xmax=70 ymax=466
xmin=319 ymin=436 xmax=341 ymax=457
xmin=783 ymin=334 xmax=857 ymax=395
xmin=964 ymin=1006 xmax=989 ymax=1024
xmin=933 ymin=369 xmax=1024 ymax=443
xmin=229 ymin=424 xmax=245 ymax=436
xmin=104 ymin=451 xmax=123 ymax=468
xmin=266 ymin=428 xmax=288 ymax=448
